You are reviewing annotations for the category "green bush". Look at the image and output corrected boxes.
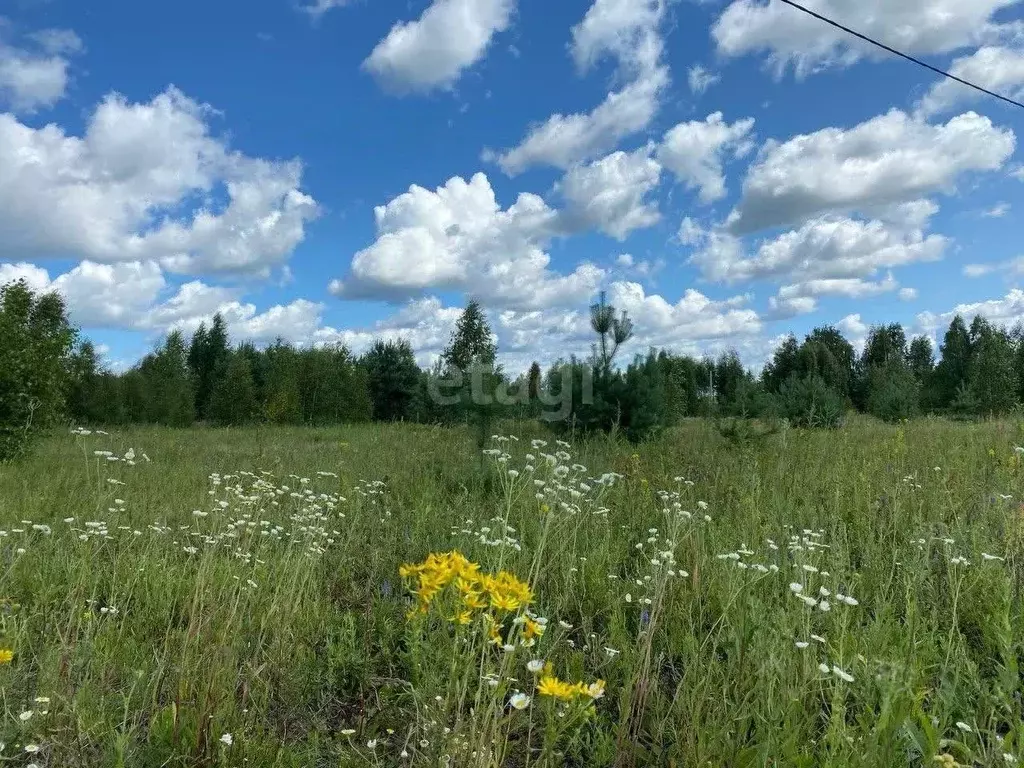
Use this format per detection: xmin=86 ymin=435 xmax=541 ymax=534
xmin=778 ymin=374 xmax=845 ymax=429
xmin=866 ymin=361 xmax=920 ymax=423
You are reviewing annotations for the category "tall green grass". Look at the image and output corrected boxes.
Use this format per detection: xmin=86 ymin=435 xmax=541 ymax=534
xmin=0 ymin=416 xmax=1022 ymax=766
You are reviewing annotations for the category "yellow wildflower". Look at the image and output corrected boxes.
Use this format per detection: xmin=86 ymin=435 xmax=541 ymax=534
xmin=537 ymin=675 xmax=577 ymax=701
xmin=483 ymin=614 xmax=503 ymax=645
xmin=490 ymin=592 xmax=520 ymax=612
xmin=0 ymin=648 xmax=12 ymax=664
xmin=523 ymin=616 xmax=545 ymax=641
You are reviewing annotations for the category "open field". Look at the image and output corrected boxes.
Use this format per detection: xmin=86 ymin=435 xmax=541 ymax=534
xmin=1 ymin=418 xmax=1024 ymax=766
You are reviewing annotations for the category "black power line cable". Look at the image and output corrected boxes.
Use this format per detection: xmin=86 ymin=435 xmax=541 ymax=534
xmin=775 ymin=0 xmax=1024 ymax=112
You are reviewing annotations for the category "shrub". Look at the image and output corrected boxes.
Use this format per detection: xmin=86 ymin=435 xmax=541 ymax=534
xmin=545 ymin=355 xmax=667 ymax=444
xmin=866 ymin=361 xmax=919 ymax=423
xmin=778 ymin=374 xmax=845 ymax=429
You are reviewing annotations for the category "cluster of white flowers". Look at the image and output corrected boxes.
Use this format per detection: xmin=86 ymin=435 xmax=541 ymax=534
xmin=484 ymin=436 xmax=619 ymax=517
xmin=451 ymin=516 xmax=521 ymax=551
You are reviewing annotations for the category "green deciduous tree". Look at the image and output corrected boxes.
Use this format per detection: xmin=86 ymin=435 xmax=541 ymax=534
xmin=362 ymin=339 xmax=422 ymax=421
xmin=866 ymin=360 xmax=920 ymax=423
xmin=188 ymin=313 xmax=230 ymax=420
xmin=0 ymin=280 xmax=77 ymax=460
xmin=262 ymin=341 xmax=302 ymax=424
xmin=967 ymin=323 xmax=1018 ymax=416
xmin=934 ymin=315 xmax=972 ymax=409
xmin=209 ymin=351 xmax=261 ymax=425
xmin=139 ymin=330 xmax=195 ymax=427
xmin=67 ymin=340 xmax=105 ymax=425
xmin=802 ymin=326 xmax=855 ymax=399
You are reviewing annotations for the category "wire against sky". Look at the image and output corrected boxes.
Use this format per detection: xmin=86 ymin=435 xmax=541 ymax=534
xmin=776 ymin=0 xmax=1024 ymax=112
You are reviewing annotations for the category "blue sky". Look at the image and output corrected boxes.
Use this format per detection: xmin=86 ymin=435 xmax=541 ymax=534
xmin=1 ymin=0 xmax=1024 ymax=372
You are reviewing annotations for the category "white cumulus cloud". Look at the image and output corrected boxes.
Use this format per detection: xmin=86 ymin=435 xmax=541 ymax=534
xmin=494 ymin=65 xmax=668 ymax=174
xmin=330 ymin=172 xmax=605 ymax=310
xmin=495 ymin=0 xmax=668 ymax=173
xmin=657 ymin=112 xmax=755 ymax=203
xmin=728 ymin=109 xmax=1015 ymax=234
xmin=713 ymin=0 xmax=1020 ymax=78
xmin=0 ymin=26 xmax=82 ymax=113
xmin=917 ymin=288 xmax=1024 ymax=336
xmin=558 ymin=145 xmax=661 ymax=239
xmin=918 ymin=46 xmax=1024 ymax=117
xmin=694 ymin=204 xmax=946 ymax=285
xmin=363 ymin=0 xmax=515 ymax=93
xmin=0 ymin=86 xmax=318 ymax=276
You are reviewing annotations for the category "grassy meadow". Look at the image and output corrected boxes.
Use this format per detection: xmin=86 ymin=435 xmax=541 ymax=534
xmin=1 ymin=417 xmax=1024 ymax=766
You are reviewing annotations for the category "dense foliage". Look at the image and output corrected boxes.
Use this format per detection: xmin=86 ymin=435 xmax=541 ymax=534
xmin=6 ymin=277 xmax=1024 ymax=452
xmin=0 ymin=280 xmax=77 ymax=460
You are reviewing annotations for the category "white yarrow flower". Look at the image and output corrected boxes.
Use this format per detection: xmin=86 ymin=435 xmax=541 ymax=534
xmin=832 ymin=665 xmax=854 ymax=682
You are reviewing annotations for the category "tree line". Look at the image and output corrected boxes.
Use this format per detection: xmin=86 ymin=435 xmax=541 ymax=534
xmin=2 ymin=276 xmax=1024 ymax=460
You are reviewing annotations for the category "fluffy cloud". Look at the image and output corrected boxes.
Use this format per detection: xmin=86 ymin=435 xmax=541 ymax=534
xmin=330 ymin=172 xmax=605 ymax=309
xmin=492 ymin=281 xmax=764 ymax=369
xmin=315 ymin=297 xmax=464 ymax=365
xmin=0 ymin=260 xmax=165 ymax=327
xmin=713 ymin=0 xmax=1019 ymax=77
xmin=918 ymin=47 xmax=1024 ymax=117
xmin=837 ymin=313 xmax=869 ymax=351
xmin=569 ymin=0 xmax=665 ymax=76
xmin=693 ymin=203 xmax=946 ymax=286
xmin=916 ymin=288 xmax=1024 ymax=335
xmin=132 ymin=279 xmax=331 ymax=347
xmin=558 ymin=145 xmax=661 ymax=239
xmin=0 ymin=262 xmax=50 ymax=292
xmin=0 ymin=27 xmax=82 ymax=113
xmin=0 ymin=87 xmax=318 ymax=275
xmin=687 ymin=64 xmax=720 ymax=94
xmin=657 ymin=112 xmax=754 ymax=203
xmin=728 ymin=110 xmax=1015 ymax=234
xmin=494 ymin=66 xmax=668 ymax=174
xmin=769 ymin=274 xmax=899 ymax=317
xmin=363 ymin=0 xmax=514 ymax=93
xmin=494 ymin=0 xmax=667 ymax=173
xmin=0 ymin=257 xmax=337 ymax=348
xmin=608 ymin=281 xmax=762 ymax=344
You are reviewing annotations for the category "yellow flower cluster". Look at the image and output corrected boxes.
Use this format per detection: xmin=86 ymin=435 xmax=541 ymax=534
xmin=400 ymin=551 xmax=533 ymax=622
xmin=0 ymin=648 xmax=13 ymax=665
xmin=537 ymin=673 xmax=605 ymax=702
